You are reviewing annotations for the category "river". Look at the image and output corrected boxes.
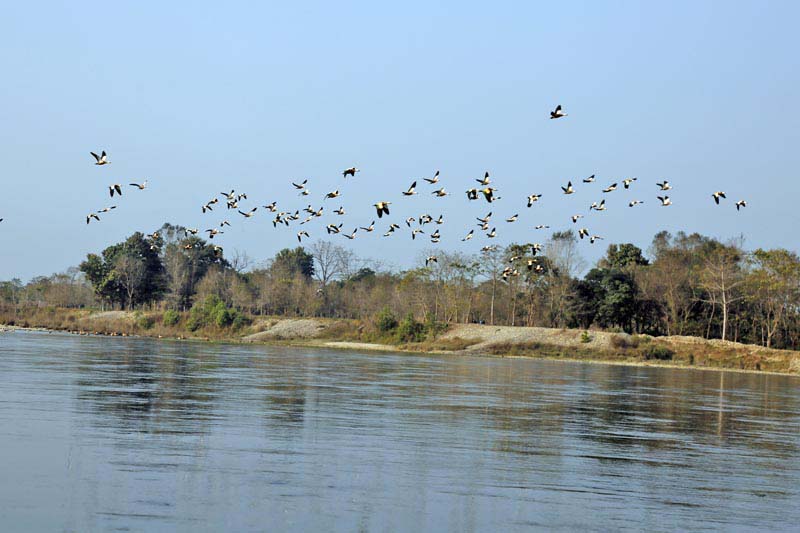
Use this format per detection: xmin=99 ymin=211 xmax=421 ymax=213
xmin=1 ymin=331 xmax=798 ymax=532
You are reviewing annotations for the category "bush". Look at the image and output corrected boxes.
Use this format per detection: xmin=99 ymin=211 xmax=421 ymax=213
xmin=640 ymin=344 xmax=675 ymax=361
xmin=376 ymin=307 xmax=398 ymax=332
xmin=187 ymin=295 xmax=234 ymax=332
xmin=580 ymin=331 xmax=592 ymax=343
xmin=231 ymin=314 xmax=251 ymax=331
xmin=163 ymin=309 xmax=180 ymax=327
xmin=396 ymin=313 xmax=425 ymax=343
xmin=136 ymin=314 xmax=155 ymax=330
xmin=423 ymin=313 xmax=447 ymax=339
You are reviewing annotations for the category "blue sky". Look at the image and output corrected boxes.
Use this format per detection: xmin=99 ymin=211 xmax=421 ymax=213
xmin=1 ymin=1 xmax=798 ymax=280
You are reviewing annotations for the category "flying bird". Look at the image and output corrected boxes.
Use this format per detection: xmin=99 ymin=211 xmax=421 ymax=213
xmin=297 ymin=231 xmax=309 ymax=242
xmin=583 ymin=175 xmax=596 ymax=183
xmin=656 ymin=181 xmax=672 ymax=191
xmin=736 ymin=200 xmax=747 ymax=211
xmin=461 ymin=229 xmax=474 ymax=241
xmin=108 ymin=184 xmax=122 ymax=197
xmin=292 ymin=179 xmax=308 ymax=189
xmin=562 ymin=181 xmax=575 ymax=195
xmin=402 ymin=181 xmax=418 ymax=196
xmin=360 ymin=221 xmax=375 ymax=232
xmin=432 ymin=188 xmax=447 ymax=197
xmin=712 ymin=191 xmax=727 ymax=204
xmin=425 ymin=256 xmax=438 ymax=267
xmin=578 ymin=228 xmax=589 ymax=239
xmin=343 ymin=228 xmax=358 ymax=240
xmin=480 ymin=188 xmax=496 ymax=203
xmin=623 ymin=178 xmax=637 ymax=189
xmin=97 ymin=206 xmax=116 ymax=213
xmin=527 ymin=194 xmax=542 ymax=207
xmin=476 ymin=172 xmax=491 ymax=186
xmin=86 ymin=213 xmax=100 ymax=224
xmin=325 ymin=190 xmax=340 ymax=200
xmin=603 ymin=183 xmax=618 ymax=193
xmin=466 ymin=188 xmax=479 ymax=200
xmin=657 ymin=196 xmax=672 ymax=206
xmin=424 ymin=170 xmax=440 ymax=184
xmin=333 ymin=207 xmax=346 ymax=216
xmin=374 ymin=201 xmax=391 ymax=218
xmin=629 ymin=200 xmax=644 ymax=207
xmin=90 ymin=151 xmax=109 ymax=165
xmin=534 ymin=224 xmax=550 ymax=229
xmin=342 ymin=167 xmax=359 ymax=178
xmin=129 ymin=181 xmax=148 ymax=190
xmin=550 ymin=105 xmax=567 ymax=119
xmin=505 ymin=214 xmax=519 ymax=223
xmin=238 ymin=207 xmax=257 ymax=218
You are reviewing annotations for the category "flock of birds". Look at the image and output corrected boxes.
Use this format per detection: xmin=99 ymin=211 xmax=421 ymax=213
xmin=3 ymin=106 xmax=750 ymax=279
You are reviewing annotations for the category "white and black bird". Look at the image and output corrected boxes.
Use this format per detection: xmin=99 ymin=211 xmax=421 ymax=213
xmin=344 ymin=228 xmax=358 ymax=240
xmin=486 ymin=227 xmax=497 ymax=238
xmin=534 ymin=224 xmax=550 ymax=230
xmin=571 ymin=214 xmax=584 ymax=223
xmin=736 ymin=200 xmax=747 ymax=211
xmin=583 ymin=175 xmax=596 ymax=183
xmin=590 ymin=199 xmax=606 ymax=211
xmin=550 ymin=105 xmax=567 ymax=119
xmin=360 ymin=221 xmax=375 ymax=232
xmin=578 ymin=228 xmax=590 ymax=239
xmin=108 ymin=184 xmax=122 ymax=197
xmin=590 ymin=235 xmax=603 ymax=244
xmin=90 ymin=151 xmax=109 ymax=165
xmin=603 ymin=183 xmax=618 ymax=193
xmin=86 ymin=213 xmax=100 ymax=224
xmin=97 ymin=206 xmax=116 ymax=213
xmin=562 ymin=181 xmax=575 ymax=195
xmin=462 ymin=229 xmax=474 ymax=241
xmin=325 ymin=190 xmax=340 ymax=200
xmin=712 ymin=191 xmax=727 ymax=204
xmin=480 ymin=187 xmax=496 ymax=203
xmin=405 ymin=217 xmax=416 ymax=227
xmin=432 ymin=187 xmax=447 ymax=197
xmin=297 ymin=230 xmax=309 ymax=242
xmin=628 ymin=200 xmax=644 ymax=207
xmin=292 ymin=179 xmax=308 ymax=189
xmin=373 ymin=201 xmax=391 ymax=218
xmin=334 ymin=206 xmax=346 ymax=216
xmin=424 ymin=170 xmax=440 ymax=184
xmin=129 ymin=181 xmax=148 ymax=190
xmin=411 ymin=229 xmax=424 ymax=240
xmin=425 ymin=256 xmax=438 ymax=267
xmin=656 ymin=181 xmax=672 ymax=191
xmin=264 ymin=201 xmax=277 ymax=212
xmin=326 ymin=223 xmax=343 ymax=235
xmin=342 ymin=167 xmax=359 ymax=178
xmin=505 ymin=214 xmax=519 ymax=223
xmin=657 ymin=196 xmax=672 ymax=206
xmin=466 ymin=188 xmax=479 ymax=201
xmin=220 ymin=220 xmax=231 ymax=227
xmin=402 ymin=181 xmax=418 ymax=196
xmin=476 ymin=172 xmax=491 ymax=186
xmin=623 ymin=178 xmax=637 ymax=189
xmin=238 ymin=207 xmax=257 ymax=218
xmin=527 ymin=194 xmax=542 ymax=207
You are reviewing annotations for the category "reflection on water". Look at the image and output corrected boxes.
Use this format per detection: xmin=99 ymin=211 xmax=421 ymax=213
xmin=1 ymin=331 xmax=798 ymax=531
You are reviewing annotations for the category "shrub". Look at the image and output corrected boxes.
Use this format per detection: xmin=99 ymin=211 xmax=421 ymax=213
xmin=231 ymin=314 xmax=251 ymax=331
xmin=640 ymin=344 xmax=675 ymax=361
xmin=396 ymin=313 xmax=425 ymax=343
xmin=163 ymin=309 xmax=180 ymax=327
xmin=376 ymin=307 xmax=398 ymax=332
xmin=423 ymin=313 xmax=447 ymax=339
xmin=580 ymin=331 xmax=592 ymax=343
xmin=136 ymin=314 xmax=155 ymax=330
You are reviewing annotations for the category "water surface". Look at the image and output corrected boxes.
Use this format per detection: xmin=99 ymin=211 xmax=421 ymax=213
xmin=1 ymin=331 xmax=798 ymax=531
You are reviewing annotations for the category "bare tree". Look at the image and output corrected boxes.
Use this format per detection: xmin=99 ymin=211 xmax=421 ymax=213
xmin=700 ymin=244 xmax=745 ymax=341
xmin=115 ymin=255 xmax=146 ymax=310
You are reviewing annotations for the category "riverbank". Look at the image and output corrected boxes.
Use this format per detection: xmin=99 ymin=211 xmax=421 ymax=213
xmin=2 ymin=308 xmax=798 ymax=376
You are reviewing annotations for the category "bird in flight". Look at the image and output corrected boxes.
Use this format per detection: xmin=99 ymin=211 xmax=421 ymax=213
xmin=373 ymin=201 xmax=391 ymax=218
xmin=97 ymin=206 xmax=116 ymax=213
xmin=360 ymin=221 xmax=375 ymax=232
xmin=238 ymin=207 xmax=257 ymax=218
xmin=505 ymin=214 xmax=519 ymax=223
xmin=86 ymin=213 xmax=100 ymax=224
xmin=534 ymin=224 xmax=550 ymax=229
xmin=462 ymin=229 xmax=474 ymax=241
xmin=292 ymin=179 xmax=308 ymax=189
xmin=735 ymin=200 xmax=747 ymax=211
xmin=402 ymin=181 xmax=418 ymax=196
xmin=90 ymin=151 xmax=109 ymax=165
xmin=602 ymin=183 xmax=618 ymax=193
xmin=481 ymin=188 xmax=496 ymax=203
xmin=344 ymin=228 xmax=358 ymax=240
xmin=432 ymin=188 xmax=447 ymax=197
xmin=333 ymin=206 xmax=346 ymax=216
xmin=109 ymin=184 xmax=122 ymax=197
xmin=656 ymin=181 xmax=672 ymax=191
xmin=623 ymin=178 xmax=637 ymax=189
xmin=425 ymin=256 xmax=438 ymax=267
xmin=562 ymin=181 xmax=575 ymax=195
xmin=629 ymin=200 xmax=644 ymax=207
xmin=424 ymin=170 xmax=440 ymax=184
xmin=466 ymin=188 xmax=479 ymax=201
xmin=712 ymin=191 xmax=727 ymax=204
xmin=657 ymin=196 xmax=672 ymax=206
xmin=578 ymin=228 xmax=590 ymax=239
xmin=129 ymin=181 xmax=148 ymax=190
xmin=583 ymin=175 xmax=595 ymax=183
xmin=527 ymin=194 xmax=542 ymax=207
xmin=476 ymin=172 xmax=491 ymax=186
xmin=297 ymin=230 xmax=309 ymax=242
xmin=325 ymin=190 xmax=340 ymax=200
xmin=571 ymin=214 xmax=583 ymax=223
xmin=550 ymin=105 xmax=567 ymax=119
xmin=590 ymin=199 xmax=606 ymax=211
xmin=342 ymin=167 xmax=359 ymax=178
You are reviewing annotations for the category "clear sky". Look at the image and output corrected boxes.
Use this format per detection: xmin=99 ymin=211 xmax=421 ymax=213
xmin=1 ymin=1 xmax=798 ymax=280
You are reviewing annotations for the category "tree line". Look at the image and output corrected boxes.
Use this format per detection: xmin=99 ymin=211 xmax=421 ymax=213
xmin=2 ymin=222 xmax=798 ymax=350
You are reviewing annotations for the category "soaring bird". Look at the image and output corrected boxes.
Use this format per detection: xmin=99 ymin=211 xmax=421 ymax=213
xmin=424 ymin=170 xmax=440 ymax=184
xmin=333 ymin=206 xmax=346 ymax=216
xmin=299 ymin=188 xmax=311 ymax=196
xmin=657 ymin=196 xmax=672 ymax=206
xmin=602 ymin=183 xmax=618 ymax=193
xmin=205 ymin=228 xmax=223 ymax=238
xmin=97 ymin=206 xmax=116 ymax=213
xmin=238 ymin=207 xmax=257 ymax=218
xmin=712 ymin=191 xmax=727 ymax=204
xmin=108 ymin=184 xmax=122 ymax=197
xmin=402 ymin=181 xmax=418 ymax=196
xmin=629 ymin=200 xmax=644 ymax=207
xmin=425 ymin=256 xmax=438 ymax=267
xmin=435 ymin=215 xmax=444 ymax=225
xmin=590 ymin=235 xmax=603 ymax=244
xmin=562 ymin=181 xmax=575 ymax=195
xmin=527 ymin=194 xmax=542 ymax=207
xmin=505 ymin=214 xmax=519 ymax=223
xmin=325 ymin=190 xmax=340 ymax=200
xmin=461 ymin=229 xmax=474 ymax=241
xmin=476 ymin=212 xmax=492 ymax=225
xmin=342 ymin=167 xmax=359 ymax=178
xmin=590 ymin=199 xmax=606 ymax=211
xmin=480 ymin=188 xmax=496 ymax=203
xmin=583 ymin=175 xmax=596 ymax=183
xmin=432 ymin=188 xmax=447 ymax=197
xmin=571 ymin=214 xmax=583 ymax=223
xmin=466 ymin=188 xmax=479 ymax=200
xmin=486 ymin=227 xmax=497 ymax=238
xmin=373 ymin=201 xmax=391 ymax=218
xmin=326 ymin=223 xmax=343 ymax=234
xmin=405 ymin=217 xmax=416 ymax=227
xmin=623 ymin=178 xmax=637 ymax=189
xmin=264 ymin=201 xmax=277 ymax=212
xmin=578 ymin=228 xmax=589 ymax=239
xmin=360 ymin=221 xmax=375 ymax=232
xmin=411 ymin=229 xmax=424 ymax=240
xmin=550 ymin=105 xmax=567 ymax=119
xmin=430 ymin=229 xmax=441 ymax=239
xmin=344 ymin=228 xmax=358 ymax=240
xmin=90 ymin=151 xmax=109 ymax=165
xmin=212 ymin=245 xmax=223 ymax=257
xmin=735 ymin=200 xmax=747 ymax=211
xmin=220 ymin=220 xmax=231 ymax=227
xmin=419 ymin=214 xmax=433 ymax=225
xmin=476 ymin=172 xmax=491 ymax=186
xmin=656 ymin=181 xmax=672 ymax=191
xmin=292 ymin=179 xmax=308 ymax=189
xmin=297 ymin=230 xmax=309 ymax=242
xmin=534 ymin=224 xmax=550 ymax=230
xmin=129 ymin=181 xmax=148 ymax=190
xmin=185 ymin=228 xmax=199 ymax=236
xmin=86 ymin=213 xmax=100 ymax=224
